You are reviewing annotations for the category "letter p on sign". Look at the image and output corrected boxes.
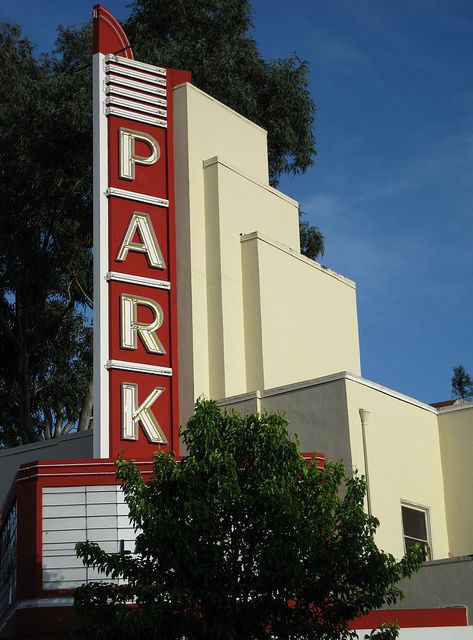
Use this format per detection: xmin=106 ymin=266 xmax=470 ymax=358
xmin=119 ymin=128 xmax=160 ymax=180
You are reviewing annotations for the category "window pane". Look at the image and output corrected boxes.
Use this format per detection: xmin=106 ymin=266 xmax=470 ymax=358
xmin=402 ymin=505 xmax=427 ymax=540
xmin=405 ymin=536 xmax=430 ymax=560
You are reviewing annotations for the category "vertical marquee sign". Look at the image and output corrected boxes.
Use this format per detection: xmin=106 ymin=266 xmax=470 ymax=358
xmin=92 ymin=5 xmax=190 ymax=459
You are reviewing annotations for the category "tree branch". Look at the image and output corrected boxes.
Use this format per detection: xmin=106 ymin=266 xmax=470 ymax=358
xmin=74 ymin=274 xmax=93 ymax=309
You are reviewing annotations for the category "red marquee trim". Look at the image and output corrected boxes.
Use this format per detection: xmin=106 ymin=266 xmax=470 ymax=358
xmin=92 ymin=4 xmax=133 ymax=58
xmin=351 ymin=607 xmax=467 ymax=629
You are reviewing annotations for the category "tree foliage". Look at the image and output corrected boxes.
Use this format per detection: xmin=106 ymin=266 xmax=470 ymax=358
xmin=451 ymin=365 xmax=473 ymax=401
xmin=75 ymin=400 xmax=423 ymax=640
xmin=299 ymin=213 xmax=325 ymax=261
xmin=0 ymin=24 xmax=93 ymax=445
xmin=125 ymin=0 xmax=316 ymax=186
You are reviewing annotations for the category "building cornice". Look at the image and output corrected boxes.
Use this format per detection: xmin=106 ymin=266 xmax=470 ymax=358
xmin=240 ymin=231 xmax=357 ymax=289
xmin=437 ymin=402 xmax=473 ymax=415
xmin=218 ymin=371 xmax=438 ymax=414
xmin=203 ymin=156 xmax=298 ymax=207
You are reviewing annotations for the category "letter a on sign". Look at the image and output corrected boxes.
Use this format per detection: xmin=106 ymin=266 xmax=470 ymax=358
xmin=116 ymin=212 xmax=165 ymax=269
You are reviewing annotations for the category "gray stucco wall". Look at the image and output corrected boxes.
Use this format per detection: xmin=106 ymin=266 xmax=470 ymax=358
xmin=0 ymin=430 xmax=93 ymax=509
xmin=399 ymin=556 xmax=473 ymax=622
xmin=219 ymin=376 xmax=352 ymax=469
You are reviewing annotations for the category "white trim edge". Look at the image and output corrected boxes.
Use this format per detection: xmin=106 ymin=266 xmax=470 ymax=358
xmin=106 ymin=272 xmax=171 ymax=290
xmin=106 ymin=360 xmax=173 ymax=376
xmin=218 ymin=372 xmax=439 ymax=414
xmin=105 ymin=187 xmax=169 ymax=207
xmin=93 ymin=52 xmax=110 ymax=459
xmin=104 ymin=54 xmax=166 ymax=77
xmin=104 ymin=106 xmax=167 ymax=128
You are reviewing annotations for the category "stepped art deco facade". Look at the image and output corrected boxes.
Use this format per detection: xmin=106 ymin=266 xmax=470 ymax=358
xmin=0 ymin=5 xmax=473 ymax=639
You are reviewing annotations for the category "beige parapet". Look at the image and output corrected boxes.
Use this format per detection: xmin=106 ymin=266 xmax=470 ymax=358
xmin=438 ymin=403 xmax=473 ymax=557
xmin=242 ymin=232 xmax=360 ymax=391
xmin=174 ymin=82 xmax=276 ymax=422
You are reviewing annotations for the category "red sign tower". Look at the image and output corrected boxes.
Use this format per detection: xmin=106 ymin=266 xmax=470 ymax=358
xmin=92 ymin=5 xmax=190 ymax=459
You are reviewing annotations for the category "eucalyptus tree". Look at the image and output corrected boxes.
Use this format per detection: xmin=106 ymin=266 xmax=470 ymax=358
xmin=0 ymin=24 xmax=93 ymax=444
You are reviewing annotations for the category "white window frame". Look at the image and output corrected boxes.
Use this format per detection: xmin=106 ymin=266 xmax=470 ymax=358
xmin=401 ymin=501 xmax=432 ymax=560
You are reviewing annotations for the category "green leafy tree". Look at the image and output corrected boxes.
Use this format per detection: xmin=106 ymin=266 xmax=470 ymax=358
xmin=75 ymin=400 xmax=423 ymax=640
xmin=0 ymin=24 xmax=93 ymax=445
xmin=451 ymin=365 xmax=473 ymax=401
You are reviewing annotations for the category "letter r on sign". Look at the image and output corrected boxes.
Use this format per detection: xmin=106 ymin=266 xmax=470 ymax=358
xmin=121 ymin=294 xmax=166 ymax=354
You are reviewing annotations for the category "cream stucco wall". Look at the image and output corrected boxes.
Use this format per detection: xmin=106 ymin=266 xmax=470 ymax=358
xmin=345 ymin=376 xmax=449 ymax=560
xmin=242 ymin=233 xmax=360 ymax=391
xmin=174 ymin=83 xmax=300 ymax=419
xmin=438 ymin=404 xmax=473 ymax=557
xmin=203 ymin=159 xmax=300 ymax=400
xmin=174 ymin=82 xmax=361 ymax=421
xmin=174 ymin=83 xmax=273 ymax=424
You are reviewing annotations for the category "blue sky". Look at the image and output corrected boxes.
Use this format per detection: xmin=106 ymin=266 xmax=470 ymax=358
xmin=2 ymin=1 xmax=472 ymax=404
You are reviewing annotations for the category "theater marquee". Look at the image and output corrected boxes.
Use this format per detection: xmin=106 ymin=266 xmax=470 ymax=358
xmin=92 ymin=5 xmax=190 ymax=458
